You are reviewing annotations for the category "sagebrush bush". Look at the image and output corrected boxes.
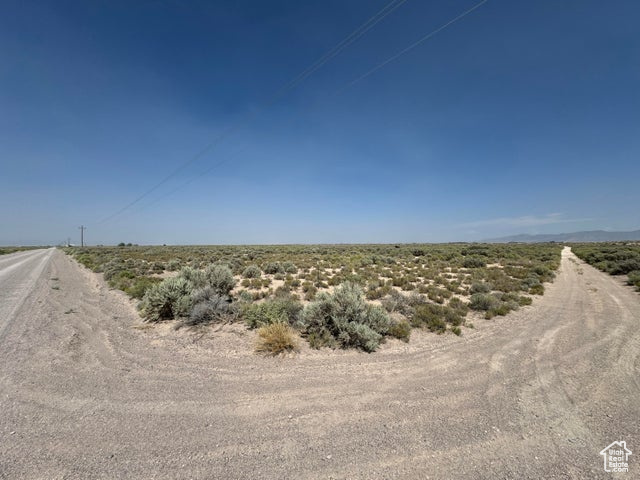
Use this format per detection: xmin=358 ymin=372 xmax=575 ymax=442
xmin=183 ymin=292 xmax=235 ymax=327
xmin=178 ymin=266 xmax=207 ymax=289
xmin=282 ymin=261 xmax=297 ymax=273
xmin=242 ymin=264 xmax=262 ymax=278
xmin=242 ymin=296 xmax=302 ymax=329
xmin=139 ymin=276 xmax=193 ymax=322
xmin=530 ymin=284 xmax=544 ymax=295
xmin=627 ymin=270 xmax=640 ymax=291
xmin=263 ymin=262 xmax=284 ymax=274
xmin=255 ymin=323 xmax=300 ymax=355
xmin=463 ymin=257 xmax=486 ymax=268
xmin=388 ymin=319 xmax=411 ymax=342
xmin=411 ymin=304 xmax=447 ymax=333
xmin=470 ymin=282 xmax=492 ymax=294
xmin=300 ymin=282 xmax=391 ymax=352
xmin=205 ymin=264 xmax=236 ymax=295
xmin=469 ymin=293 xmax=500 ymax=311
xmin=124 ymin=276 xmax=162 ymax=299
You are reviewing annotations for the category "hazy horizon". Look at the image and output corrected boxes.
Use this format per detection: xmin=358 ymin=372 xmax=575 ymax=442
xmin=2 ymin=0 xmax=639 ymax=245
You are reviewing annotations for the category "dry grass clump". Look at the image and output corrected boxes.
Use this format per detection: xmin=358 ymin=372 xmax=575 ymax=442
xmin=255 ymin=323 xmax=300 ymax=355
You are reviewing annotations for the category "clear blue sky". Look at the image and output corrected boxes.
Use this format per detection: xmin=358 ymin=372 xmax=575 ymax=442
xmin=1 ymin=0 xmax=638 ymax=245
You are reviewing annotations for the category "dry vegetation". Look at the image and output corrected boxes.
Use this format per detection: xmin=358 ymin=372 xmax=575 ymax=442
xmin=65 ymin=243 xmax=562 ymax=352
xmin=0 ymin=246 xmax=46 ymax=255
xmin=572 ymin=242 xmax=640 ymax=292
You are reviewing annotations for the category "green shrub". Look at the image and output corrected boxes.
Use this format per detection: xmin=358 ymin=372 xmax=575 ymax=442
xmin=264 ymin=262 xmax=284 ymax=274
xmin=469 ymin=293 xmax=500 ymax=311
xmin=178 ymin=266 xmax=208 ymax=289
xmin=470 ymin=282 xmax=492 ymax=294
xmin=411 ymin=304 xmax=447 ymax=333
xmin=243 ymin=264 xmax=262 ymax=278
xmin=530 ymin=284 xmax=544 ymax=295
xmin=282 ymin=261 xmax=297 ymax=274
xmin=627 ymin=270 xmax=640 ymax=291
xmin=242 ymin=296 xmax=303 ymax=329
xmin=451 ymin=326 xmax=462 ymax=336
xmin=463 ymin=257 xmax=486 ymax=268
xmin=388 ymin=319 xmax=411 ymax=342
xmin=485 ymin=302 xmax=512 ymax=319
xmin=124 ymin=276 xmax=162 ymax=299
xmin=139 ymin=276 xmax=193 ymax=322
xmin=299 ymin=282 xmax=391 ymax=352
xmin=448 ymin=297 xmax=469 ymax=316
xmin=205 ymin=264 xmax=236 ymax=295
xmin=166 ymin=259 xmax=181 ymax=271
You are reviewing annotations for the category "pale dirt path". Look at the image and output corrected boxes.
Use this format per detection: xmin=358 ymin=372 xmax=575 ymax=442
xmin=0 ymin=247 xmax=638 ymax=479
xmin=0 ymin=249 xmax=54 ymax=341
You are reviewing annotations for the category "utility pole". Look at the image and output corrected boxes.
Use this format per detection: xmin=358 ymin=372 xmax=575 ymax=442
xmin=78 ymin=225 xmax=86 ymax=247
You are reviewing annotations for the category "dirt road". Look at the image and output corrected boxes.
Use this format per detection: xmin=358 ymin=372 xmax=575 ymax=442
xmin=1 ymin=247 xmax=638 ymax=479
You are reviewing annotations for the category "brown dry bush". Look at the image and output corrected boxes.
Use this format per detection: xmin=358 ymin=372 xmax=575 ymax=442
xmin=255 ymin=323 xmax=300 ymax=355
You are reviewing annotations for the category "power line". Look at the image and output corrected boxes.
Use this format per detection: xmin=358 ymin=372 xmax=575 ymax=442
xmin=105 ymin=0 xmax=490 ymax=221
xmin=98 ymin=0 xmax=410 ymax=225
xmin=340 ymin=0 xmax=489 ymax=92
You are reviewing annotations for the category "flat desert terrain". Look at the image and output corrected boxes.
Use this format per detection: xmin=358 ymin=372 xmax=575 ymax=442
xmin=1 ymin=247 xmax=639 ymax=478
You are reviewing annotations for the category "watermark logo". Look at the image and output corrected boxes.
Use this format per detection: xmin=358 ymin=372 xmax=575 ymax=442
xmin=600 ymin=441 xmax=631 ymax=473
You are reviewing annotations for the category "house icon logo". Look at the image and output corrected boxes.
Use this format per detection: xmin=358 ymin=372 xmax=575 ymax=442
xmin=600 ymin=441 xmax=632 ymax=473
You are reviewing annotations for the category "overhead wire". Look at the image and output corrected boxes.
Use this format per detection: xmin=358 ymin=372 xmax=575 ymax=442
xmin=107 ymin=0 xmax=490 ymax=220
xmin=97 ymin=0 xmax=410 ymax=224
xmin=340 ymin=0 xmax=489 ymax=92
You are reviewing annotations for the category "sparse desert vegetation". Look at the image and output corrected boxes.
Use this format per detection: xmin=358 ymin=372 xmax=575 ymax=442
xmin=572 ymin=242 xmax=640 ymax=292
xmin=65 ymin=243 xmax=562 ymax=351
xmin=0 ymin=246 xmax=46 ymax=255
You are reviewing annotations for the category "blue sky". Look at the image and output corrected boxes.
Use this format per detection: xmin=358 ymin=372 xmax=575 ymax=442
xmin=1 ymin=0 xmax=638 ymax=245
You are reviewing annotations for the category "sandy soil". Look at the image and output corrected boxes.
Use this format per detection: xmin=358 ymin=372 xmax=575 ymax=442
xmin=0 ymin=247 xmax=639 ymax=479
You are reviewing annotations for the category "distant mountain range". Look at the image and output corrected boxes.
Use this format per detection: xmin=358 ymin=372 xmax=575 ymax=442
xmin=483 ymin=229 xmax=640 ymax=243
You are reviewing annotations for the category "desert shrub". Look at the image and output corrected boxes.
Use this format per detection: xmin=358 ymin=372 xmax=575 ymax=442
xmin=448 ymin=297 xmax=469 ymax=316
xmin=166 ymin=259 xmax=181 ymax=271
xmin=627 ymin=271 xmax=640 ymax=291
xmin=182 ymin=292 xmax=235 ymax=327
xmin=521 ymin=276 xmax=541 ymax=289
xmin=299 ymin=282 xmax=391 ymax=352
xmin=139 ymin=276 xmax=193 ymax=322
xmin=463 ymin=257 xmax=486 ymax=268
xmin=263 ymin=262 xmax=284 ymax=274
xmin=302 ymin=283 xmax=318 ymax=301
xmin=469 ymin=293 xmax=500 ymax=311
xmin=530 ymin=284 xmax=545 ymax=295
xmin=124 ymin=276 xmax=162 ymax=299
xmin=609 ymin=259 xmax=640 ymax=275
xmin=242 ymin=296 xmax=303 ymax=329
xmin=178 ymin=266 xmax=208 ymax=289
xmin=255 ymin=323 xmax=300 ymax=355
xmin=411 ymin=304 xmax=446 ymax=333
xmin=151 ymin=262 xmax=165 ymax=272
xmin=518 ymin=295 xmax=533 ymax=306
xmin=485 ymin=303 xmax=513 ymax=319
xmin=387 ymin=319 xmax=411 ymax=342
xmin=243 ymin=264 xmax=262 ymax=278
xmin=236 ymin=290 xmax=254 ymax=303
xmin=306 ymin=329 xmax=338 ymax=349
xmin=282 ymin=261 xmax=297 ymax=273
xmin=451 ymin=326 xmax=462 ymax=336
xmin=205 ymin=264 xmax=236 ymax=295
xmin=470 ymin=282 xmax=492 ymax=294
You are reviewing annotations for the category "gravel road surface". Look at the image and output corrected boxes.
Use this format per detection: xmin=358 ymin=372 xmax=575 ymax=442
xmin=0 ymin=247 xmax=638 ymax=479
